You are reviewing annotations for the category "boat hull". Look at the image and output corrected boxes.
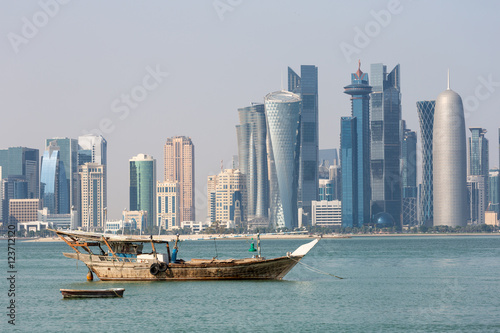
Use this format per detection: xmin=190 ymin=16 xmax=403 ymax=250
xmin=63 ymin=253 xmax=303 ymax=281
xmin=60 ymin=288 xmax=125 ymax=298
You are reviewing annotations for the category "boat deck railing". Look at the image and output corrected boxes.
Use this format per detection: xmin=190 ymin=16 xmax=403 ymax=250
xmin=95 ymin=255 xmax=143 ymax=264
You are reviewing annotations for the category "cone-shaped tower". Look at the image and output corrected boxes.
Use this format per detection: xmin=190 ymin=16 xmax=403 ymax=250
xmin=433 ymin=73 xmax=467 ymax=227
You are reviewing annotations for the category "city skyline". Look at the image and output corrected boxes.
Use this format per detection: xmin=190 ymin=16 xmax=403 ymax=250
xmin=1 ymin=1 xmax=500 ymax=220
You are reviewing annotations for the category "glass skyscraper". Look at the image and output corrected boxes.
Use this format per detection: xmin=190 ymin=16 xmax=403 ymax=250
xmin=341 ymin=117 xmax=357 ymax=228
xmin=45 ymin=138 xmax=78 ymax=214
xmin=130 ymin=154 xmax=156 ymax=229
xmin=468 ymin=128 xmax=489 ymax=222
xmin=265 ymin=90 xmax=301 ymax=229
xmin=343 ymin=61 xmax=372 ymax=226
xmin=236 ymin=104 xmax=268 ymax=224
xmin=468 ymin=128 xmax=489 ymax=177
xmin=0 ymin=147 xmax=39 ymax=199
xmin=288 ymin=65 xmax=319 ymax=224
xmin=402 ymin=124 xmax=418 ymax=226
xmin=489 ymin=169 xmax=500 ymax=214
xmin=40 ymin=142 xmax=69 ymax=214
xmin=416 ymin=100 xmax=435 ymax=226
xmin=370 ymin=63 xmax=402 ymax=227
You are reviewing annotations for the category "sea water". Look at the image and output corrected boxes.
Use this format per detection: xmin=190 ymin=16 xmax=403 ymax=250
xmin=3 ymin=236 xmax=500 ymax=332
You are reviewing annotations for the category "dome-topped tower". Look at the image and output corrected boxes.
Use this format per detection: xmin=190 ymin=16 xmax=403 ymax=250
xmin=433 ymin=71 xmax=467 ymax=227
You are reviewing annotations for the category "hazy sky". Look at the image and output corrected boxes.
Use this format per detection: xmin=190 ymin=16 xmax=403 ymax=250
xmin=1 ymin=0 xmax=499 ymax=220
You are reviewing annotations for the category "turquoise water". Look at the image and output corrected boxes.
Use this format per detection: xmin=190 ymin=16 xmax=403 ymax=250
xmin=4 ymin=236 xmax=500 ymax=332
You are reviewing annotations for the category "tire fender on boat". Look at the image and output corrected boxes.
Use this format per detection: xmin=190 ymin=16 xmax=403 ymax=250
xmin=158 ymin=262 xmax=168 ymax=272
xmin=150 ymin=263 xmax=160 ymax=276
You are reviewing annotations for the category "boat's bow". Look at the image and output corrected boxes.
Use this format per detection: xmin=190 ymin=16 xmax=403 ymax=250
xmin=289 ymin=238 xmax=319 ymax=259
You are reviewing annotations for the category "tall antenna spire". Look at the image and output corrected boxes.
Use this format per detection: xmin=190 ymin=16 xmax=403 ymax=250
xmin=281 ymin=68 xmax=284 ymax=91
xmin=447 ymin=69 xmax=450 ymax=90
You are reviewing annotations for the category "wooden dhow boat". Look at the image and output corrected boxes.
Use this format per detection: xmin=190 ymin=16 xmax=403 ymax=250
xmin=51 ymin=229 xmax=319 ymax=281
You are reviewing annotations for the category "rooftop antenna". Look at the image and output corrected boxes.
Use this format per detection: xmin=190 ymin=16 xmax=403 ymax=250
xmin=447 ymin=69 xmax=450 ymax=90
xmin=220 ymin=159 xmax=223 ymax=173
xmin=281 ymin=68 xmax=284 ymax=91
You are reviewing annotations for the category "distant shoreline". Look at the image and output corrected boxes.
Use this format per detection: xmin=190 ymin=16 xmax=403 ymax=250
xmin=12 ymin=232 xmax=500 ymax=242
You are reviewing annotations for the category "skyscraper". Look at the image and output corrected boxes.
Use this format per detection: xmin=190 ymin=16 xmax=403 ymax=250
xmin=78 ymin=163 xmax=106 ymax=230
xmin=207 ymin=169 xmax=245 ymax=227
xmin=265 ymin=90 xmax=301 ymax=229
xmin=45 ymin=138 xmax=78 ymax=214
xmin=433 ymin=74 xmax=467 ymax=227
xmin=130 ymin=154 xmax=156 ymax=229
xmin=78 ymin=134 xmax=108 ymax=225
xmin=40 ymin=142 xmax=69 ymax=214
xmin=489 ymin=169 xmax=500 ymax=214
xmin=468 ymin=128 xmax=489 ymax=177
xmin=157 ymin=181 xmax=179 ymax=230
xmin=343 ymin=60 xmax=372 ymax=225
xmin=164 ymin=136 xmax=195 ymax=222
xmin=78 ymin=135 xmax=107 ymax=166
xmin=417 ymin=100 xmax=435 ymax=226
xmin=401 ymin=125 xmax=418 ymax=226
xmin=236 ymin=104 xmax=268 ymax=223
xmin=468 ymin=127 xmax=489 ymax=223
xmin=341 ymin=117 xmax=357 ymax=228
xmin=0 ymin=146 xmax=39 ymax=199
xmin=288 ymin=65 xmax=319 ymax=224
xmin=370 ymin=63 xmax=402 ymax=227
xmin=467 ymin=175 xmax=486 ymax=225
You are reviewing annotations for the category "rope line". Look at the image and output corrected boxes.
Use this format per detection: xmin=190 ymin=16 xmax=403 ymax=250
xmin=291 ymin=257 xmax=344 ymax=279
xmin=112 ymin=289 xmax=123 ymax=298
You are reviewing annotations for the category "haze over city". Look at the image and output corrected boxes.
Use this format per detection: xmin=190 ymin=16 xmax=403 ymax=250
xmin=1 ymin=0 xmax=499 ymax=220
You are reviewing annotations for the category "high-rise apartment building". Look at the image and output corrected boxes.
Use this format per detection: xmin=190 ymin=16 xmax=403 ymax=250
xmin=489 ymin=169 xmax=500 ymax=214
xmin=402 ymin=125 xmax=418 ymax=226
xmin=164 ymin=136 xmax=195 ymax=223
xmin=417 ymin=100 xmax=435 ymax=226
xmin=78 ymin=163 xmax=106 ymax=230
xmin=0 ymin=147 xmax=39 ymax=199
xmin=370 ymin=63 xmax=402 ymax=227
xmin=468 ymin=127 xmax=489 ymax=223
xmin=344 ymin=61 xmax=372 ymax=225
xmin=45 ymin=138 xmax=79 ymax=214
xmin=265 ymin=90 xmax=302 ymax=229
xmin=236 ymin=104 xmax=268 ymax=223
xmin=157 ymin=181 xmax=179 ymax=230
xmin=78 ymin=135 xmax=107 ymax=205
xmin=467 ymin=175 xmax=486 ymax=225
xmin=341 ymin=117 xmax=357 ymax=228
xmin=433 ymin=75 xmax=467 ymax=227
xmin=207 ymin=169 xmax=245 ymax=227
xmin=40 ymin=142 xmax=69 ymax=214
xmin=130 ymin=154 xmax=156 ymax=229
xmin=469 ymin=128 xmax=489 ymax=176
xmin=288 ymin=65 xmax=319 ymax=224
